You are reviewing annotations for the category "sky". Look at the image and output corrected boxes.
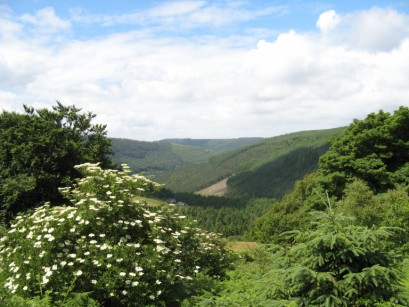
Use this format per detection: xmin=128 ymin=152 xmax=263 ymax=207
xmin=1 ymin=1 xmax=409 ymax=141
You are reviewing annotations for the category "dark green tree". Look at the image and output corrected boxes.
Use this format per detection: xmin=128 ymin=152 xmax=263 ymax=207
xmin=279 ymin=208 xmax=407 ymax=306
xmin=319 ymin=107 xmax=409 ymax=196
xmin=0 ymin=102 xmax=113 ymax=223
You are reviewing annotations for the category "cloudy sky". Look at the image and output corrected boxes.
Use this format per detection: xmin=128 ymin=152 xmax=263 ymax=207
xmin=1 ymin=0 xmax=409 ymax=140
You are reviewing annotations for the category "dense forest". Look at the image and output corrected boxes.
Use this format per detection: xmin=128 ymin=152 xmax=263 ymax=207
xmin=1 ymin=104 xmax=409 ymax=306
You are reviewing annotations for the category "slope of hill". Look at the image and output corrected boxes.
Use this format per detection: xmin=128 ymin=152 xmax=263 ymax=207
xmin=156 ymin=127 xmax=345 ymax=199
xmin=160 ymin=137 xmax=264 ymax=153
xmin=225 ymin=144 xmax=329 ymax=199
xmin=111 ymin=138 xmax=215 ymax=176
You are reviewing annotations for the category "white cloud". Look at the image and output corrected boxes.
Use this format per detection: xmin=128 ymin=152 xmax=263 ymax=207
xmin=317 ymin=8 xmax=409 ymax=51
xmin=316 ymin=10 xmax=340 ymax=33
xmin=20 ymin=7 xmax=70 ymax=33
xmin=0 ymin=5 xmax=409 ymax=140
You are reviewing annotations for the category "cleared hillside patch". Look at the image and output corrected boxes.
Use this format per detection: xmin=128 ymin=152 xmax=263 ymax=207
xmin=196 ymin=177 xmax=229 ymax=196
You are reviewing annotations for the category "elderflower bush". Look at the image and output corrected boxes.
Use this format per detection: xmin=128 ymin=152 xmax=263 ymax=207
xmin=0 ymin=163 xmax=232 ymax=306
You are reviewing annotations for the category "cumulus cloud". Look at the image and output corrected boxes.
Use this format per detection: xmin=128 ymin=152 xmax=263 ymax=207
xmin=0 ymin=4 xmax=409 ymax=140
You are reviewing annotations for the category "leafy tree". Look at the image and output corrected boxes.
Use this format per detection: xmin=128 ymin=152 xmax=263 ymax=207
xmin=0 ymin=102 xmax=113 ymax=223
xmin=320 ymin=107 xmax=409 ymax=196
xmin=335 ymin=183 xmax=409 ymax=253
xmin=378 ymin=188 xmax=409 ymax=253
xmin=335 ymin=180 xmax=385 ymax=228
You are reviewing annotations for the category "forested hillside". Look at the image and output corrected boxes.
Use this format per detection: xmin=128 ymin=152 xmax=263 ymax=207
xmin=111 ymin=137 xmax=265 ymax=177
xmin=111 ymin=138 xmax=215 ymax=176
xmin=158 ymin=128 xmax=344 ymax=199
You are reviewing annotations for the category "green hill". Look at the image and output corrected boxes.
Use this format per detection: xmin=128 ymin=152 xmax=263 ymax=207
xmin=157 ymin=127 xmax=345 ymax=199
xmin=111 ymin=137 xmax=266 ymax=177
xmin=111 ymin=138 xmax=215 ymax=176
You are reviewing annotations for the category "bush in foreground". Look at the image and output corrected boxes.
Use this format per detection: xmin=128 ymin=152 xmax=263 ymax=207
xmin=0 ymin=163 xmax=232 ymax=306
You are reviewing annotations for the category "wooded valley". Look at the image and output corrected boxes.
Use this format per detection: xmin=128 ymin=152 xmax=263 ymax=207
xmin=1 ymin=104 xmax=408 ymax=306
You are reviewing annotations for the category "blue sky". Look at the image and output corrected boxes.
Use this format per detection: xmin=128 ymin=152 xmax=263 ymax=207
xmin=1 ymin=1 xmax=409 ymax=140
xmin=8 ymin=1 xmax=409 ymax=38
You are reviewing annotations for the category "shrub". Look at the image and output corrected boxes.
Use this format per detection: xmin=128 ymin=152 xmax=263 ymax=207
xmin=0 ymin=163 xmax=232 ymax=306
xmin=279 ymin=209 xmax=408 ymax=306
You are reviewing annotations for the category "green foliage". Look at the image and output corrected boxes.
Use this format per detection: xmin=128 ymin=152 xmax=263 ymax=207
xmin=334 ymin=182 xmax=409 ymax=252
xmin=320 ymin=107 xmax=409 ymax=196
xmin=193 ymin=210 xmax=408 ymax=306
xmin=376 ymin=189 xmax=409 ymax=253
xmin=171 ymin=194 xmax=272 ymax=237
xmin=0 ymin=102 xmax=113 ymax=223
xmin=185 ymin=245 xmax=296 ymax=307
xmin=0 ymin=291 xmax=98 ymax=307
xmin=335 ymin=180 xmax=385 ymax=227
xmin=0 ymin=163 xmax=232 ymax=306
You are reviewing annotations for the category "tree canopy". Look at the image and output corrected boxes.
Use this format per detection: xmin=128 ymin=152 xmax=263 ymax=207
xmin=0 ymin=102 xmax=113 ymax=223
xmin=319 ymin=106 xmax=409 ymax=196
